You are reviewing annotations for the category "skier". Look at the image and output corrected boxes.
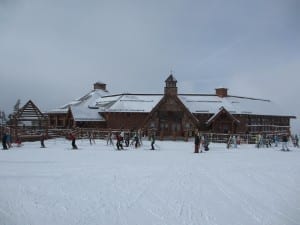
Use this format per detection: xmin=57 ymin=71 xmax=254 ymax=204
xmin=124 ymin=133 xmax=130 ymax=147
xmin=6 ymin=131 xmax=12 ymax=148
xmin=194 ymin=132 xmax=200 ymax=153
xmin=106 ymin=129 xmax=113 ymax=146
xmin=281 ymin=134 xmax=289 ymax=151
xmin=232 ymin=135 xmax=237 ymax=148
xmin=227 ymin=135 xmax=232 ymax=149
xmin=203 ymin=135 xmax=210 ymax=151
xmin=40 ymin=133 xmax=46 ymax=148
xmin=274 ymin=133 xmax=279 ymax=147
xmin=69 ymin=132 xmax=78 ymax=149
xmin=116 ymin=132 xmax=124 ymax=150
xmin=132 ymin=131 xmax=140 ymax=148
xmin=256 ymin=133 xmax=262 ymax=148
xmin=2 ymin=132 xmax=8 ymax=150
xmin=294 ymin=134 xmax=299 ymax=148
xmin=88 ymin=131 xmax=95 ymax=145
xmin=138 ymin=128 xmax=143 ymax=146
xmin=150 ymin=133 xmax=155 ymax=150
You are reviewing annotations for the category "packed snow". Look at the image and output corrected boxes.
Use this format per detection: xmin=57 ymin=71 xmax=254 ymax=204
xmin=0 ymin=138 xmax=299 ymax=225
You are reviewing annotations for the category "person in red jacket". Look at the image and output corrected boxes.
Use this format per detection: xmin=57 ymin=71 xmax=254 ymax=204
xmin=69 ymin=132 xmax=78 ymax=149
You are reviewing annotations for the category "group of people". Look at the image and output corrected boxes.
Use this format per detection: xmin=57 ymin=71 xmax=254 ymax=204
xmin=255 ymin=133 xmax=299 ymax=151
xmin=194 ymin=131 xmax=299 ymax=153
xmin=194 ymin=132 xmax=209 ymax=153
xmin=3 ymin=127 xmax=298 ymax=153
xmin=107 ymin=129 xmax=156 ymax=150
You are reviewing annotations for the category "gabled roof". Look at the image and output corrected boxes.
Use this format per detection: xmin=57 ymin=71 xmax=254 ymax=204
xmin=206 ymin=107 xmax=240 ymax=125
xmin=14 ymin=100 xmax=46 ymax=121
xmin=13 ymin=100 xmax=47 ymax=128
xmin=142 ymin=94 xmax=199 ymax=128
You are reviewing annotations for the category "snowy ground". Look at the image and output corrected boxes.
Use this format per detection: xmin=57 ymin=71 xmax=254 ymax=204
xmin=0 ymin=138 xmax=299 ymax=225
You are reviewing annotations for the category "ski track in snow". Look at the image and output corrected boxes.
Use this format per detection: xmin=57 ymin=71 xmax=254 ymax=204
xmin=0 ymin=139 xmax=300 ymax=225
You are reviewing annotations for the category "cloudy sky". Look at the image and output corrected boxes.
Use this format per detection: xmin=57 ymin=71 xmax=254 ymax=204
xmin=0 ymin=0 xmax=299 ymax=131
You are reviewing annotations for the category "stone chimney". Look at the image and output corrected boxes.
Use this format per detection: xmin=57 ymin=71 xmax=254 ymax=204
xmin=94 ymin=82 xmax=107 ymax=91
xmin=215 ymin=88 xmax=228 ymax=98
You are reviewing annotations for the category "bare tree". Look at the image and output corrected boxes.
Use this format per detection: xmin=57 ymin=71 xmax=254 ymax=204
xmin=13 ymin=99 xmax=21 ymax=114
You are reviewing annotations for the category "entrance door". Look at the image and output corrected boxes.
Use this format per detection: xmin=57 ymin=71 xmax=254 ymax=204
xmin=158 ymin=111 xmax=182 ymax=136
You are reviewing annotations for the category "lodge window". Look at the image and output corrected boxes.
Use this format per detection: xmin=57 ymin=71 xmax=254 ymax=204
xmin=57 ymin=119 xmax=64 ymax=127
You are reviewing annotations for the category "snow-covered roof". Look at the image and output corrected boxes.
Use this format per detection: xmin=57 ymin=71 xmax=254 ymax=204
xmin=46 ymin=108 xmax=69 ymax=114
xmin=179 ymin=95 xmax=293 ymax=117
xmin=71 ymin=105 xmax=104 ymax=122
xmin=49 ymin=88 xmax=294 ymax=121
xmin=61 ymin=89 xmax=110 ymax=109
xmin=101 ymin=94 xmax=163 ymax=112
xmin=49 ymin=89 xmax=110 ymax=121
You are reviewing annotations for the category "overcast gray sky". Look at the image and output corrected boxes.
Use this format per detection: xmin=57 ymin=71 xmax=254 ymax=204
xmin=0 ymin=0 xmax=299 ymax=132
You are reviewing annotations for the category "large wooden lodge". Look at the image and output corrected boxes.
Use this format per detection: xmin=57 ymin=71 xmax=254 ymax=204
xmin=47 ymin=75 xmax=295 ymax=136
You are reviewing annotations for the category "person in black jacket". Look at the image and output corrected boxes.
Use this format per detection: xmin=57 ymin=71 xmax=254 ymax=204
xmin=40 ymin=133 xmax=46 ymax=148
xmin=2 ymin=132 xmax=8 ymax=150
xmin=194 ymin=132 xmax=200 ymax=153
xmin=150 ymin=133 xmax=155 ymax=150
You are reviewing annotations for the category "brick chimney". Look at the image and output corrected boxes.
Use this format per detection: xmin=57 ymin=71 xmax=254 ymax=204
xmin=215 ymin=88 xmax=228 ymax=98
xmin=94 ymin=82 xmax=107 ymax=91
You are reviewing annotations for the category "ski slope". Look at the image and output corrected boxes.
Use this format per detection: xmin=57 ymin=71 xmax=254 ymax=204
xmin=0 ymin=138 xmax=299 ymax=225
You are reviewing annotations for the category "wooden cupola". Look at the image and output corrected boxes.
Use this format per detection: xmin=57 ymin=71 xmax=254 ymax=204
xmin=164 ymin=74 xmax=177 ymax=96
